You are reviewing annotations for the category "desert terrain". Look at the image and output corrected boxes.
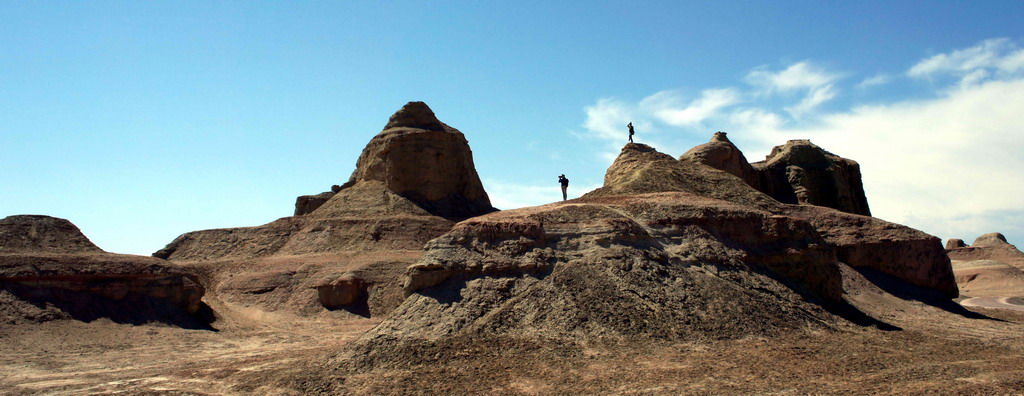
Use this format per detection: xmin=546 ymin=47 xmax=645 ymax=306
xmin=2 ymin=102 xmax=1023 ymax=395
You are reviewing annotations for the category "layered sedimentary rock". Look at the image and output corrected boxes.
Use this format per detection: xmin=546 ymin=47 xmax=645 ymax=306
xmin=752 ymin=139 xmax=871 ymax=216
xmin=348 ymin=101 xmax=496 ymax=220
xmin=153 ymin=102 xmax=494 ymax=317
xmin=0 ymin=215 xmax=205 ymax=325
xmin=947 ymin=233 xmax=1024 ymax=297
xmin=356 ymin=142 xmax=955 ymax=354
xmin=680 ymin=132 xmax=760 ymax=189
xmin=946 ymin=238 xmax=967 ymax=249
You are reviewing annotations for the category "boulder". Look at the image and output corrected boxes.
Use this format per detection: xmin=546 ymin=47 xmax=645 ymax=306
xmin=314 ymin=273 xmax=366 ymax=309
xmin=751 ymin=139 xmax=871 ymax=216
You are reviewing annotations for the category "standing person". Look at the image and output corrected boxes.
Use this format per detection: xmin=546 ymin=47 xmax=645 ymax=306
xmin=558 ymin=174 xmax=569 ymax=201
xmin=628 ymin=122 xmax=635 ymax=143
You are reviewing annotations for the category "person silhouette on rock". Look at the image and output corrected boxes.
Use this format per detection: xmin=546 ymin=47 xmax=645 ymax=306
xmin=558 ymin=174 xmax=569 ymax=201
xmin=628 ymin=122 xmax=635 ymax=143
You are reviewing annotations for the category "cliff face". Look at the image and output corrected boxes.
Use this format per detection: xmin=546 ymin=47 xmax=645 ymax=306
xmin=0 ymin=215 xmax=206 ymax=326
xmin=752 ymin=139 xmax=871 ymax=216
xmin=682 ymin=135 xmax=871 ymax=217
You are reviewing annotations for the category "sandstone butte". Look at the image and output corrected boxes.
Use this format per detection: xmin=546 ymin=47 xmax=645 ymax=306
xmin=946 ymin=232 xmax=1024 ymax=300
xmin=4 ymin=101 xmax=1006 ymax=394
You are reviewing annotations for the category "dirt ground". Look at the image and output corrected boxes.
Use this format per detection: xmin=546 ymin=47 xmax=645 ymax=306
xmin=2 ymin=292 xmax=1023 ymax=395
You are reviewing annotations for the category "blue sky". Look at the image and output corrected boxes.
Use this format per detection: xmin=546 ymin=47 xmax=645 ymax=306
xmin=2 ymin=1 xmax=1023 ymax=254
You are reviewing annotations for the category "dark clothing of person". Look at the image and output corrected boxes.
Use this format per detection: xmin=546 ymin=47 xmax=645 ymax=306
xmin=628 ymin=123 xmax=635 ymax=143
xmin=558 ymin=175 xmax=569 ymax=201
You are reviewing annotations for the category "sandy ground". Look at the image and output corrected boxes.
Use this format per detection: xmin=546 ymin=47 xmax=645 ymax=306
xmin=962 ymin=297 xmax=1024 ymax=312
xmin=1 ymin=295 xmax=1023 ymax=394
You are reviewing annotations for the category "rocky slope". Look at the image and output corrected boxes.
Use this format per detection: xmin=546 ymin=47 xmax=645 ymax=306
xmin=0 ymin=215 xmax=206 ymax=326
xmin=152 ymin=102 xmax=495 ymax=319
xmin=340 ymin=139 xmax=955 ymax=371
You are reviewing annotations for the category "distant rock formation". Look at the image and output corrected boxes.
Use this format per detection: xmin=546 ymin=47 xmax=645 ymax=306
xmin=973 ymin=232 xmax=1012 ymax=248
xmin=348 ymin=101 xmax=496 ymax=221
xmin=946 ymin=238 xmax=967 ymax=249
xmin=0 ymin=215 xmax=206 ymax=326
xmin=752 ymin=139 xmax=871 ymax=216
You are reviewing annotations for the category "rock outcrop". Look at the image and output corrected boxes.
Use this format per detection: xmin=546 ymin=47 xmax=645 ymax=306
xmin=152 ymin=101 xmax=495 ymax=319
xmin=295 ymin=191 xmax=336 ymax=216
xmin=347 ymin=101 xmax=496 ymax=221
xmin=0 ymin=215 xmax=206 ymax=326
xmin=973 ymin=232 xmax=1013 ymax=248
xmin=946 ymin=238 xmax=967 ymax=249
xmin=947 ymin=233 xmax=1024 ymax=298
xmin=751 ymin=139 xmax=871 ymax=216
xmin=680 ymin=132 xmax=760 ymax=189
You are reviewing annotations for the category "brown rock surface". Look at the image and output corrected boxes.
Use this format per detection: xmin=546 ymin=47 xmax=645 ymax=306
xmin=949 ymin=232 xmax=1024 ymax=298
xmin=348 ymin=101 xmax=496 ymax=221
xmin=151 ymin=102 xmax=495 ymax=319
xmin=946 ymin=238 xmax=967 ymax=249
xmin=314 ymin=273 xmax=365 ymax=309
xmin=679 ymin=131 xmax=760 ymax=189
xmin=751 ymin=139 xmax=871 ymax=216
xmin=0 ymin=215 xmax=206 ymax=326
xmin=294 ymin=191 xmax=336 ymax=216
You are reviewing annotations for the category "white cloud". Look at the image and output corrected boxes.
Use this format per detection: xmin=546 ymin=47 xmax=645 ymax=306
xmin=908 ymin=38 xmax=1024 ymax=86
xmin=644 ymin=88 xmax=741 ymax=127
xmin=857 ymin=74 xmax=892 ymax=89
xmin=746 ymin=61 xmax=841 ymax=116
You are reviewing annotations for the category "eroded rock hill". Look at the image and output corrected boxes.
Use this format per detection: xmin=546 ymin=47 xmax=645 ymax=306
xmin=682 ymin=133 xmax=871 ymax=216
xmin=152 ymin=102 xmax=495 ymax=319
xmin=947 ymin=233 xmax=1024 ymax=298
xmin=0 ymin=215 xmax=206 ymax=327
xmin=340 ymin=140 xmax=955 ymax=370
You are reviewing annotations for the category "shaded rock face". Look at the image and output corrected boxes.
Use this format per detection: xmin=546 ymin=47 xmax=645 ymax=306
xmin=946 ymin=238 xmax=967 ymax=249
xmin=348 ymin=101 xmax=496 ymax=221
xmin=315 ymin=273 xmax=365 ymax=309
xmin=0 ymin=215 xmax=102 ymax=254
xmin=752 ymin=140 xmax=871 ymax=216
xmin=680 ymin=132 xmax=760 ymax=189
xmin=295 ymin=191 xmax=336 ymax=216
xmin=0 ymin=215 xmax=207 ymax=326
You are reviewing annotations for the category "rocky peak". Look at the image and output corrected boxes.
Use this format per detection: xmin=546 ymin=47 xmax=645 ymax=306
xmin=0 ymin=215 xmax=102 ymax=254
xmin=382 ymin=101 xmax=446 ymax=132
xmin=680 ymin=131 xmax=760 ymax=189
xmin=945 ymin=238 xmax=967 ymax=249
xmin=344 ymin=101 xmax=496 ymax=221
xmin=973 ymin=232 xmax=1011 ymax=248
xmin=752 ymin=139 xmax=871 ymax=216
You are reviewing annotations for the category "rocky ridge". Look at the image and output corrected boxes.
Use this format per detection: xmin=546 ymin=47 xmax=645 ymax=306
xmin=0 ymin=215 xmax=206 ymax=326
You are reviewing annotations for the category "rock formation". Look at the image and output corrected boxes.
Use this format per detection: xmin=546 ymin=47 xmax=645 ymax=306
xmin=0 ymin=215 xmax=206 ymax=326
xmin=680 ymin=132 xmax=760 ymax=189
xmin=947 ymin=232 xmax=1024 ymax=298
xmin=946 ymin=238 xmax=967 ymax=249
xmin=752 ymin=139 xmax=871 ymax=216
xmin=347 ymin=101 xmax=496 ymax=221
xmin=151 ymin=101 xmax=495 ymax=318
xmin=347 ymin=141 xmax=955 ymax=362
xmin=680 ymin=135 xmax=871 ymax=217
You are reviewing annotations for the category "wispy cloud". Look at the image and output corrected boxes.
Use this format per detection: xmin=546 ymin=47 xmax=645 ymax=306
xmin=745 ymin=61 xmax=842 ymax=116
xmin=908 ymin=38 xmax=1024 ymax=87
xmin=857 ymin=73 xmax=893 ymax=89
